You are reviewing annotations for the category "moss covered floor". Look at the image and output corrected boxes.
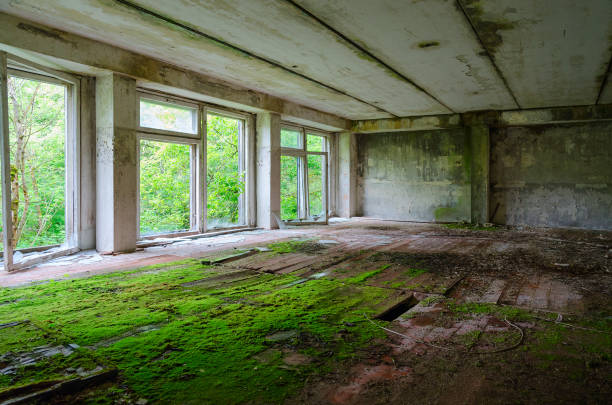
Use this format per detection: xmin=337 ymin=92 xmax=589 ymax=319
xmin=0 ymin=227 xmax=611 ymax=404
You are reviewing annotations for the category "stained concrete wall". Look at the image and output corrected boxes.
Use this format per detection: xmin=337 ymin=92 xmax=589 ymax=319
xmin=490 ymin=122 xmax=612 ymax=230
xmin=356 ymin=129 xmax=470 ymax=222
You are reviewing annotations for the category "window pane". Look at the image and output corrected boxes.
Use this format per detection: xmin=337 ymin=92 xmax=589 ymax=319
xmin=281 ymin=128 xmax=301 ymax=148
xmin=207 ymin=114 xmax=245 ymax=228
xmin=307 ymin=134 xmax=324 ymax=152
xmin=7 ymin=76 xmax=66 ymax=250
xmin=140 ymin=98 xmax=197 ymax=134
xmin=280 ymin=156 xmax=299 ymax=220
xmin=307 ymin=155 xmax=325 ymax=220
xmin=139 ymin=140 xmax=191 ymax=235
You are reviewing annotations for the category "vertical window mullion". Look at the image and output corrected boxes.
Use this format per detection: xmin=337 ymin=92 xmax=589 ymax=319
xmin=0 ymin=53 xmax=13 ymax=270
xmin=199 ymin=106 xmax=207 ymax=233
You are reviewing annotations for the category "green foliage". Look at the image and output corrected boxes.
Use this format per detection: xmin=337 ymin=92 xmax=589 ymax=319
xmin=139 ymin=140 xmax=191 ymax=235
xmin=280 ymin=156 xmax=298 ymax=220
xmin=3 ymin=77 xmax=66 ymax=249
xmin=206 ymin=114 xmax=244 ymax=228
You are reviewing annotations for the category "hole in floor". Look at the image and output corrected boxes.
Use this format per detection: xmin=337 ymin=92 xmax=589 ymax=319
xmin=375 ymin=295 xmax=419 ymax=321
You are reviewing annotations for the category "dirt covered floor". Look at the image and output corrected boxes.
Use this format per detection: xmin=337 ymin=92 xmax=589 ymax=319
xmin=0 ymin=219 xmax=610 ymax=404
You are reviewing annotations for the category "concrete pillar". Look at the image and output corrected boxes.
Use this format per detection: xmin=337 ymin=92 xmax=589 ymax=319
xmin=78 ymin=76 xmax=96 ymax=249
xmin=469 ymin=125 xmax=490 ymax=224
xmin=337 ymin=132 xmax=358 ymax=218
xmin=255 ymin=112 xmax=281 ymax=229
xmin=95 ymin=73 xmax=138 ymax=253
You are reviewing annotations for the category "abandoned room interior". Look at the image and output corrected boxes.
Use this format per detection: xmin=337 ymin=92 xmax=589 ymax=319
xmin=0 ymin=1 xmax=610 ymax=404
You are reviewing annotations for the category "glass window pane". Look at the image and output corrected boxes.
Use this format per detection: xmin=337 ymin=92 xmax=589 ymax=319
xmin=140 ymin=98 xmax=197 ymax=134
xmin=307 ymin=134 xmax=324 ymax=152
xmin=7 ymin=76 xmax=66 ymax=250
xmin=280 ymin=156 xmax=299 ymax=220
xmin=281 ymin=128 xmax=301 ymax=149
xmin=139 ymin=140 xmax=191 ymax=235
xmin=207 ymin=114 xmax=245 ymax=228
xmin=307 ymin=155 xmax=325 ymax=220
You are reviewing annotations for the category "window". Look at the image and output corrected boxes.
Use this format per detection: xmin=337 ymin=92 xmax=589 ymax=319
xmin=137 ymin=92 xmax=252 ymax=239
xmin=206 ymin=113 xmax=246 ymax=229
xmin=139 ymin=98 xmax=197 ymax=135
xmin=139 ymin=140 xmax=192 ymax=236
xmin=0 ymin=57 xmax=78 ymax=271
xmin=280 ymin=125 xmax=329 ymax=223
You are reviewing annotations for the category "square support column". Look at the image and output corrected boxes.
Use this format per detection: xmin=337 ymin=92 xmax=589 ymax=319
xmin=255 ymin=112 xmax=281 ymax=229
xmin=336 ymin=132 xmax=358 ymax=218
xmin=469 ymin=125 xmax=490 ymax=224
xmin=95 ymin=73 xmax=138 ymax=253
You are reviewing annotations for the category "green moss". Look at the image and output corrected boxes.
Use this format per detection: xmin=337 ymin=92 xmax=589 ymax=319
xmin=404 ymin=268 xmax=427 ymax=278
xmin=446 ymin=301 xmax=531 ymax=321
xmin=0 ymin=258 xmax=395 ymax=403
xmin=345 ymin=264 xmax=391 ymax=284
xmin=267 ymin=240 xmax=325 ymax=255
xmin=443 ymin=222 xmax=499 ymax=231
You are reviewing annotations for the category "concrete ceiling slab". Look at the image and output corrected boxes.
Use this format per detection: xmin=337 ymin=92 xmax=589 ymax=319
xmin=0 ymin=0 xmax=389 ymax=120
xmin=126 ymin=0 xmax=451 ymax=116
xmin=459 ymin=0 xmax=612 ymax=108
xmin=295 ymin=0 xmax=517 ymax=112
xmin=1 ymin=0 xmax=611 ymax=119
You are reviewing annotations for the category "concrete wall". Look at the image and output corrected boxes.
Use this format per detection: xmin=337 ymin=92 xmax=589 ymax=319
xmin=490 ymin=122 xmax=612 ymax=230
xmin=356 ymin=129 xmax=470 ymax=222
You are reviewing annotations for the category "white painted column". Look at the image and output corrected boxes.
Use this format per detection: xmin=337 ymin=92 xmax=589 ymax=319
xmin=336 ymin=132 xmax=358 ymax=218
xmin=95 ymin=73 xmax=138 ymax=253
xmin=255 ymin=112 xmax=281 ymax=229
xmin=0 ymin=52 xmax=13 ymax=269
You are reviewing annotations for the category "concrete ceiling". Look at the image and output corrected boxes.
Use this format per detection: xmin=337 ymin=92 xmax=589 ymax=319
xmin=1 ymin=0 xmax=611 ymax=120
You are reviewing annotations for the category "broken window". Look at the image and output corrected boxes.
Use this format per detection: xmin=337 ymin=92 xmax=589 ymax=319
xmin=0 ymin=58 xmax=78 ymax=271
xmin=280 ymin=125 xmax=329 ymax=223
xmin=206 ymin=113 xmax=245 ymax=229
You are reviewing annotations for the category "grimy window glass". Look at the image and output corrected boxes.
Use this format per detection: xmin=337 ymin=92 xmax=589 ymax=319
xmin=4 ymin=76 xmax=66 ymax=250
xmin=206 ymin=113 xmax=245 ymax=228
xmin=139 ymin=139 xmax=191 ymax=235
xmin=140 ymin=98 xmax=197 ymax=134
xmin=281 ymin=128 xmax=301 ymax=149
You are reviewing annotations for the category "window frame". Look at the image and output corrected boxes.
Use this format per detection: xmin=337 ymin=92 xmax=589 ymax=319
xmin=136 ymin=90 xmax=254 ymax=241
xmin=0 ymin=54 xmax=80 ymax=271
xmin=138 ymin=92 xmax=200 ymax=139
xmin=205 ymin=109 xmax=248 ymax=230
xmin=279 ymin=123 xmax=330 ymax=224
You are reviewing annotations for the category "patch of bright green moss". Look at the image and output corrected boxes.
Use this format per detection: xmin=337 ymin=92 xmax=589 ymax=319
xmin=0 ymin=257 xmax=395 ymax=404
xmin=345 ymin=264 xmax=391 ymax=284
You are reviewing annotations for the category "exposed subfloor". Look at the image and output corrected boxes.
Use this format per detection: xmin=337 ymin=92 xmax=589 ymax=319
xmin=0 ymin=219 xmax=610 ymax=404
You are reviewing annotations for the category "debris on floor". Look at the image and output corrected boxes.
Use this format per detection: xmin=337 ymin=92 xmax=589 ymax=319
xmin=0 ymin=220 xmax=610 ymax=404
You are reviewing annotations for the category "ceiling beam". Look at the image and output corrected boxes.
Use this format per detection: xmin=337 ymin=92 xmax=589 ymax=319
xmin=0 ymin=12 xmax=350 ymax=131
xmin=455 ymin=0 xmax=520 ymax=110
xmin=352 ymin=114 xmax=463 ymax=133
xmin=285 ymin=0 xmax=454 ymax=113
xmin=114 ymin=0 xmax=395 ymax=118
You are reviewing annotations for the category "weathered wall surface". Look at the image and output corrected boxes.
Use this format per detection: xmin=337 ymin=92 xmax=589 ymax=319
xmin=490 ymin=123 xmax=612 ymax=230
xmin=357 ymin=129 xmax=470 ymax=222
